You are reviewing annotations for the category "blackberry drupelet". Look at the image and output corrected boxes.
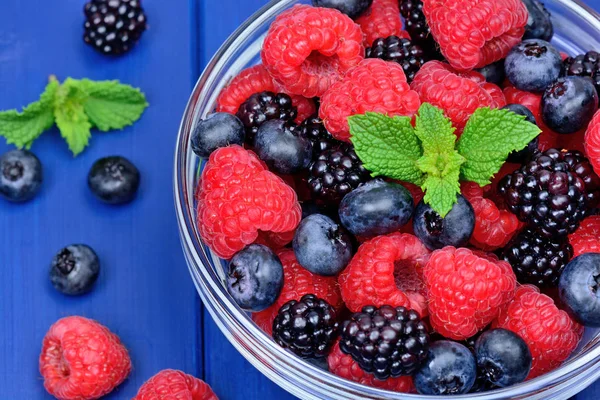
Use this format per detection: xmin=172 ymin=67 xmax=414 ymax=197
xmin=298 ymin=115 xmax=340 ymax=156
xmin=502 ymin=228 xmax=573 ymax=287
xmin=236 ymin=91 xmax=298 ymax=144
xmin=366 ymin=36 xmax=427 ymax=82
xmin=498 ymin=149 xmax=600 ymax=237
xmin=83 ymin=0 xmax=147 ymax=56
xmin=399 ymin=0 xmax=441 ymax=59
xmin=272 ymin=294 xmax=340 ymax=358
xmin=562 ymin=51 xmax=600 ymax=102
xmin=340 ymin=305 xmax=430 ymax=379
xmin=307 ymin=143 xmax=372 ymax=205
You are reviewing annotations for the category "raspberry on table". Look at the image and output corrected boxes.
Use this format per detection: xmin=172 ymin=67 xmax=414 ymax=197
xmin=261 ymin=5 xmax=365 ymax=97
xmin=424 ymin=247 xmax=517 ymax=341
xmin=356 ymin=0 xmax=410 ymax=47
xmin=133 ymin=369 xmax=218 ymax=400
xmin=39 ymin=316 xmax=131 ymax=400
xmin=366 ymin=36 xmax=427 ymax=82
xmin=320 ymin=58 xmax=420 ymax=141
xmin=585 ymin=109 xmax=600 ymax=177
xmin=236 ymin=91 xmax=297 ymax=144
xmin=196 ymin=145 xmax=302 ymax=259
xmin=569 ymin=215 xmax=600 ymax=257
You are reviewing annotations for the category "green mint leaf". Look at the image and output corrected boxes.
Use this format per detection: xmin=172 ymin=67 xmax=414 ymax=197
xmin=77 ymin=79 xmax=148 ymax=131
xmin=349 ymin=112 xmax=424 ymax=184
xmin=414 ymin=103 xmax=456 ymax=155
xmin=0 ymin=79 xmax=59 ymax=148
xmin=458 ymin=107 xmax=541 ymax=186
xmin=54 ymin=79 xmax=92 ymax=156
xmin=421 ymin=173 xmax=462 ymax=219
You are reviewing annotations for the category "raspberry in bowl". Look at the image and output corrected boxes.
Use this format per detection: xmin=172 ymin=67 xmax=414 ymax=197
xmin=175 ymin=0 xmax=600 ymax=398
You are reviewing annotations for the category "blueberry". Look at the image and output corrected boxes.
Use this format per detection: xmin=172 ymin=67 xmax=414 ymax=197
xmin=311 ymin=0 xmax=372 ymax=19
xmin=293 ymin=214 xmax=354 ymax=276
xmin=501 ymin=104 xmax=540 ymax=163
xmin=522 ymin=0 xmax=554 ymax=41
xmin=88 ymin=156 xmax=140 ymax=204
xmin=476 ymin=60 xmax=506 ymax=86
xmin=226 ymin=244 xmax=284 ymax=312
xmin=50 ymin=244 xmax=100 ymax=295
xmin=190 ymin=112 xmax=245 ymax=157
xmin=413 ymin=195 xmax=475 ymax=250
xmin=253 ymin=120 xmax=313 ymax=175
xmin=542 ymin=76 xmax=599 ymax=134
xmin=474 ymin=329 xmax=532 ymax=388
xmin=339 ymin=179 xmax=414 ymax=237
xmin=505 ymin=39 xmax=562 ymax=92
xmin=559 ymin=253 xmax=600 ymax=326
xmin=414 ymin=341 xmax=477 ymax=395
xmin=0 ymin=149 xmax=43 ymax=202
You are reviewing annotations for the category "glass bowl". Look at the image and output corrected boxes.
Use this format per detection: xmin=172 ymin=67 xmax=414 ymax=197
xmin=175 ymin=0 xmax=600 ymax=398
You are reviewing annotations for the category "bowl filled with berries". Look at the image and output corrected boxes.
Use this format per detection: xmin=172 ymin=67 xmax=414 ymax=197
xmin=174 ymin=0 xmax=600 ymax=398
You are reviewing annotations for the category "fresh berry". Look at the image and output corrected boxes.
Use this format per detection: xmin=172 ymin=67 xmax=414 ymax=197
xmin=190 ymin=112 xmax=245 ymax=158
xmin=307 ymin=143 xmax=372 ymax=205
xmin=424 ymin=247 xmax=517 ymax=340
xmin=39 ymin=316 xmax=131 ymax=400
xmin=493 ymin=285 xmax=582 ymax=378
xmin=312 ymin=0 xmax=372 ymax=18
xmin=421 ymin=0 xmax=528 ymax=70
xmin=300 ymin=200 xmax=336 ymax=220
xmin=254 ymin=120 xmax=313 ymax=175
xmin=273 ymin=294 xmax=340 ymax=358
xmin=339 ymin=233 xmax=431 ymax=316
xmin=399 ymin=0 xmax=439 ymax=57
xmin=0 ymin=149 xmax=43 ymax=202
xmin=569 ymin=215 xmax=600 ymax=257
xmin=261 ymin=5 xmax=364 ymax=97
xmin=293 ymin=214 xmax=354 ymax=276
xmin=297 ymin=115 xmax=339 ymax=157
xmin=562 ymin=51 xmax=600 ymax=98
xmin=87 ymin=155 xmax=140 ymax=204
xmin=502 ymin=228 xmax=573 ymax=287
xmin=474 ymin=328 xmax=532 ymax=388
xmin=542 ymin=76 xmax=599 ymax=134
xmin=522 ymin=0 xmax=554 ymax=41
xmin=320 ymin=58 xmax=420 ymax=141
xmin=50 ymin=244 xmax=100 ymax=296
xmin=413 ymin=195 xmax=475 ymax=251
xmin=339 ymin=179 xmax=414 ymax=237
xmin=83 ymin=0 xmax=147 ymax=56
xmin=356 ymin=0 xmax=409 ymax=47
xmin=559 ymin=253 xmax=600 ymax=327
xmin=476 ymin=60 xmax=506 ymax=87
xmin=133 ymin=369 xmax=218 ymax=400
xmin=505 ymin=39 xmax=562 ymax=93
xmin=585 ymin=109 xmax=600 ymax=177
xmin=196 ymin=146 xmax=301 ymax=259
xmin=501 ymin=104 xmax=540 ymax=163
xmin=254 ymin=230 xmax=296 ymax=252
xmin=414 ymin=341 xmax=477 ymax=395
xmin=366 ymin=36 xmax=427 ymax=82
xmin=252 ymin=249 xmax=343 ymax=336
xmin=236 ymin=91 xmax=297 ymax=144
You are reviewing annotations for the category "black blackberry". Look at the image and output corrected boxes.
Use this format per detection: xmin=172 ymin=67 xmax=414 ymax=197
xmin=298 ymin=115 xmax=340 ymax=157
xmin=236 ymin=91 xmax=297 ymax=144
xmin=502 ymin=228 xmax=573 ymax=287
xmin=562 ymin=51 xmax=600 ymax=101
xmin=83 ymin=0 xmax=147 ymax=56
xmin=340 ymin=305 xmax=430 ymax=379
xmin=307 ymin=143 xmax=372 ymax=205
xmin=366 ymin=36 xmax=427 ymax=82
xmin=498 ymin=149 xmax=600 ymax=237
xmin=399 ymin=0 xmax=442 ymax=59
xmin=272 ymin=294 xmax=340 ymax=358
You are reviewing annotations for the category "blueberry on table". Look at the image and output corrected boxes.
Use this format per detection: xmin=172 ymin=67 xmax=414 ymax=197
xmin=50 ymin=244 xmax=100 ymax=295
xmin=0 ymin=149 xmax=43 ymax=203
xmin=190 ymin=112 xmax=245 ymax=158
xmin=559 ymin=253 xmax=600 ymax=327
xmin=542 ymin=76 xmax=599 ymax=134
xmin=312 ymin=0 xmax=373 ymax=19
xmin=88 ymin=156 xmax=140 ymax=204
xmin=501 ymin=104 xmax=539 ymax=163
xmin=522 ymin=0 xmax=554 ymax=41
xmin=505 ymin=39 xmax=562 ymax=92
xmin=476 ymin=60 xmax=506 ymax=86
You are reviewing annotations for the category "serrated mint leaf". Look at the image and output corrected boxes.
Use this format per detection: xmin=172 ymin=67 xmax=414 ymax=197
xmin=421 ymin=173 xmax=461 ymax=218
xmin=349 ymin=112 xmax=424 ymax=184
xmin=0 ymin=79 xmax=59 ymax=148
xmin=414 ymin=103 xmax=456 ymax=155
xmin=54 ymin=79 xmax=92 ymax=156
xmin=458 ymin=107 xmax=541 ymax=186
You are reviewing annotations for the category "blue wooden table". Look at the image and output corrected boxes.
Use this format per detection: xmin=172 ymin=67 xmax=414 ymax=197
xmin=0 ymin=0 xmax=599 ymax=399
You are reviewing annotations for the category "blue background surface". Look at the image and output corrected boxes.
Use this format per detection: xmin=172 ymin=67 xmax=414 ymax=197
xmin=0 ymin=0 xmax=598 ymax=398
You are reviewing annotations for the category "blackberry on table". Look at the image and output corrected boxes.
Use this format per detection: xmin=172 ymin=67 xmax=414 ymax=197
xmin=366 ymin=36 xmax=427 ymax=82
xmin=84 ymin=0 xmax=147 ymax=56
xmin=298 ymin=115 xmax=340 ymax=156
xmin=236 ymin=91 xmax=297 ymax=144
xmin=399 ymin=0 xmax=441 ymax=59
xmin=562 ymin=51 xmax=600 ymax=103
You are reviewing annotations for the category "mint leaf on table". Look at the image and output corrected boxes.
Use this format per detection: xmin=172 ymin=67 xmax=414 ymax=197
xmin=54 ymin=79 xmax=92 ymax=156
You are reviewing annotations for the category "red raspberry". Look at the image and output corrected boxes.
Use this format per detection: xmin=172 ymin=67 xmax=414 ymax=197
xmin=320 ymin=59 xmax=421 ymax=141
xmin=252 ymin=249 xmax=343 ymax=335
xmin=39 ymin=316 xmax=131 ymax=400
xmin=424 ymin=247 xmax=516 ymax=340
xmin=356 ymin=0 xmax=410 ymax=47
xmin=253 ymin=229 xmax=296 ymax=251
xmin=569 ymin=215 xmax=600 ymax=257
xmin=196 ymin=146 xmax=302 ymax=259
xmin=410 ymin=61 xmax=500 ymax=133
xmin=328 ymin=341 xmax=415 ymax=393
xmin=422 ymin=0 xmax=528 ymax=70
xmin=398 ymin=181 xmax=424 ymax=205
xmin=261 ymin=5 xmax=365 ymax=98
xmin=338 ymin=233 xmax=430 ymax=316
xmin=481 ymin=82 xmax=506 ymax=108
xmin=133 ymin=369 xmax=218 ymax=400
xmin=585 ymin=110 xmax=600 ymax=176
xmin=493 ymin=285 xmax=583 ymax=379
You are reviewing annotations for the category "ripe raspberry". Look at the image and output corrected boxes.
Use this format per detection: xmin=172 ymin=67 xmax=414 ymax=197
xmin=328 ymin=341 xmax=415 ymax=393
xmin=39 ymin=316 xmax=131 ymax=400
xmin=481 ymin=82 xmax=507 ymax=108
xmin=421 ymin=0 xmax=528 ymax=70
xmin=338 ymin=233 xmax=431 ymax=316
xmin=196 ymin=146 xmax=302 ymax=259
xmin=252 ymin=249 xmax=343 ymax=336
xmin=585 ymin=110 xmax=600 ymax=177
xmin=253 ymin=229 xmax=296 ymax=252
xmin=424 ymin=247 xmax=517 ymax=340
xmin=569 ymin=215 xmax=600 ymax=257
xmin=261 ymin=5 xmax=365 ymax=97
xmin=356 ymin=0 xmax=410 ymax=47
xmin=133 ymin=369 xmax=218 ymax=400
xmin=320 ymin=59 xmax=420 ymax=141
xmin=493 ymin=285 xmax=583 ymax=379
